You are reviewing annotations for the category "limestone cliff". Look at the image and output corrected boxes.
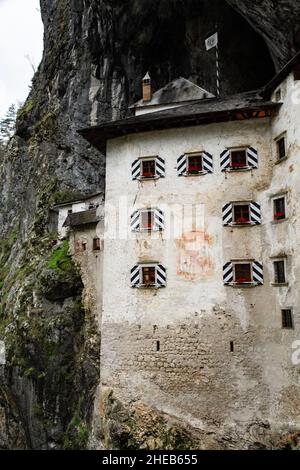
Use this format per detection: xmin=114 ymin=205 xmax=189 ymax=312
xmin=0 ymin=0 xmax=299 ymax=450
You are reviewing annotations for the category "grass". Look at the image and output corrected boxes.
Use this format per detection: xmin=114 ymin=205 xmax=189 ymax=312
xmin=47 ymin=240 xmax=72 ymax=271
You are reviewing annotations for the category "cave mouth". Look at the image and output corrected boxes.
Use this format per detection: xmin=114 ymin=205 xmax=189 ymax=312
xmin=125 ymin=0 xmax=276 ymax=99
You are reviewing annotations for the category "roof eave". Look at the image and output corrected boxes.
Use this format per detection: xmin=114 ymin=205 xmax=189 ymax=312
xmin=78 ymin=102 xmax=280 ymax=152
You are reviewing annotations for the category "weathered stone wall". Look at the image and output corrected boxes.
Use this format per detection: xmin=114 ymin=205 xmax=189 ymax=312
xmin=100 ymin=78 xmax=300 ymax=448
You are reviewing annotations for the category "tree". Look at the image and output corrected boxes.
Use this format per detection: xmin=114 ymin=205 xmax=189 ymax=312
xmin=0 ymin=104 xmax=17 ymax=146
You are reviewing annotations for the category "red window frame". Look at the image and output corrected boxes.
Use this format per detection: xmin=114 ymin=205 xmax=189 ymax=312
xmin=187 ymin=155 xmax=203 ymax=174
xmin=141 ymin=211 xmax=155 ymax=231
xmin=141 ymin=159 xmax=156 ymax=178
xmin=142 ymin=266 xmax=156 ymax=285
xmin=233 ymin=204 xmax=250 ymax=224
xmin=230 ymin=149 xmax=247 ymax=169
xmin=273 ymin=197 xmax=286 ymax=220
xmin=234 ymin=263 xmax=252 ymax=284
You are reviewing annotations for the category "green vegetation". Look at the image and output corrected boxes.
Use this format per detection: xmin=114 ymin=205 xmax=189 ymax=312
xmin=48 ymin=240 xmax=72 ymax=271
xmin=17 ymin=99 xmax=34 ymax=120
xmin=64 ymin=415 xmax=89 ymax=450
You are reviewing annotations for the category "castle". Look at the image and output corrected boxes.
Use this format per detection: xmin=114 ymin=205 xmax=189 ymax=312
xmin=58 ymin=51 xmax=300 ymax=448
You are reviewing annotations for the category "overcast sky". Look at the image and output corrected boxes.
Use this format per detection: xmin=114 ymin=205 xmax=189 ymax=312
xmin=0 ymin=0 xmax=43 ymax=119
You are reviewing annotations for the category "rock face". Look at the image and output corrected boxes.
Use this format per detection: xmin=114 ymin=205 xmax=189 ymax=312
xmin=0 ymin=0 xmax=300 ymax=450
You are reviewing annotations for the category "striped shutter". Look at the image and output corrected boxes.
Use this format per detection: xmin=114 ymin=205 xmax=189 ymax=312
xmin=222 ymin=203 xmax=233 ymax=226
xmin=155 ymin=157 xmax=165 ymax=178
xmin=252 ymin=261 xmax=264 ymax=285
xmin=220 ymin=149 xmax=230 ymax=172
xmin=223 ymin=262 xmax=233 ymax=285
xmin=202 ymin=152 xmax=213 ymax=173
xmin=131 ymin=265 xmax=141 ymax=287
xmin=154 ymin=209 xmax=164 ymax=231
xmin=250 ymin=202 xmax=261 ymax=225
xmin=156 ymin=265 xmax=167 ymax=287
xmin=131 ymin=210 xmax=140 ymax=231
xmin=177 ymin=155 xmax=187 ymax=176
xmin=247 ymin=147 xmax=258 ymax=169
xmin=132 ymin=160 xmax=141 ymax=180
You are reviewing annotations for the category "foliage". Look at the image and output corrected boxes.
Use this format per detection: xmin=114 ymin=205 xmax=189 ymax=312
xmin=0 ymin=104 xmax=17 ymax=146
xmin=47 ymin=240 xmax=72 ymax=271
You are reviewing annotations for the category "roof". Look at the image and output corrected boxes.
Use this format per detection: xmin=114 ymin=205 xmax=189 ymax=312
xmin=263 ymin=49 xmax=300 ymax=97
xmin=130 ymin=77 xmax=215 ymax=109
xmin=52 ymin=191 xmax=103 ymax=209
xmin=63 ymin=209 xmax=101 ymax=228
xmin=78 ymin=90 xmax=280 ymax=152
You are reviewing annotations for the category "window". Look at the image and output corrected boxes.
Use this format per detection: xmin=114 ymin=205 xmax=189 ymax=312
xmin=82 ymin=241 xmax=87 ymax=251
xmin=230 ymin=149 xmax=247 ymax=169
xmin=141 ymin=159 xmax=156 ymax=178
xmin=131 ymin=208 xmax=164 ymax=232
xmin=276 ymin=135 xmax=286 ymax=160
xmin=93 ymin=238 xmax=101 ymax=251
xmin=275 ymin=89 xmax=282 ymax=102
xmin=224 ymin=261 xmax=263 ymax=286
xmin=233 ymin=204 xmax=250 ymax=224
xmin=68 ymin=209 xmax=73 ymax=215
xmin=273 ymin=197 xmax=286 ymax=221
xmin=142 ymin=266 xmax=156 ymax=286
xmin=294 ymin=65 xmax=300 ymax=81
xmin=282 ymin=309 xmax=294 ymax=329
xmin=131 ymin=263 xmax=166 ymax=288
xmin=234 ymin=263 xmax=252 ymax=284
xmin=187 ymin=154 xmax=203 ymax=174
xmin=140 ymin=210 xmax=155 ymax=231
xmin=132 ymin=156 xmax=165 ymax=180
xmin=273 ymin=260 xmax=286 ymax=284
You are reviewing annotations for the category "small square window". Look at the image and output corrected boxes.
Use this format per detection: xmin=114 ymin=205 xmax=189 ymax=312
xmin=282 ymin=309 xmax=294 ymax=329
xmin=273 ymin=197 xmax=286 ymax=221
xmin=141 ymin=210 xmax=155 ymax=231
xmin=294 ymin=65 xmax=300 ymax=81
xmin=187 ymin=154 xmax=203 ymax=174
xmin=274 ymin=260 xmax=286 ymax=284
xmin=230 ymin=149 xmax=247 ymax=169
xmin=276 ymin=136 xmax=286 ymax=160
xmin=68 ymin=209 xmax=73 ymax=215
xmin=233 ymin=204 xmax=250 ymax=224
xmin=141 ymin=159 xmax=156 ymax=178
xmin=275 ymin=89 xmax=282 ymax=102
xmin=93 ymin=238 xmax=101 ymax=251
xmin=142 ymin=266 xmax=156 ymax=286
xmin=82 ymin=242 xmax=87 ymax=251
xmin=234 ymin=263 xmax=252 ymax=284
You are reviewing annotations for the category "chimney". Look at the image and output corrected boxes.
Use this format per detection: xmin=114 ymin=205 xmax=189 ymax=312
xmin=142 ymin=72 xmax=152 ymax=102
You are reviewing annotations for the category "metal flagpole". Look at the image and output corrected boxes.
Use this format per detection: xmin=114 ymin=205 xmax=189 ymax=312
xmin=216 ymin=40 xmax=220 ymax=98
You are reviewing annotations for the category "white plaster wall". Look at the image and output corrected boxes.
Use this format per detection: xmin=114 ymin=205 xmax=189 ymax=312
xmin=101 ymin=80 xmax=300 ymax=442
xmin=103 ymin=118 xmax=272 ymax=325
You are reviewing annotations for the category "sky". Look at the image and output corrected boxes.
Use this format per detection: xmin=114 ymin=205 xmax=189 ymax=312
xmin=0 ymin=0 xmax=43 ymax=119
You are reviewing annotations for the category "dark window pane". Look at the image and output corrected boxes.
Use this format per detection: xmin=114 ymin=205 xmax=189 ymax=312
xmin=234 ymin=205 xmax=250 ymax=224
xmin=141 ymin=211 xmax=154 ymax=230
xmin=274 ymin=260 xmax=286 ymax=283
xmin=282 ymin=310 xmax=293 ymax=329
xmin=231 ymin=150 xmax=247 ymax=169
xmin=274 ymin=198 xmax=286 ymax=220
xmin=142 ymin=267 xmax=156 ymax=285
xmin=93 ymin=238 xmax=101 ymax=251
xmin=277 ymin=137 xmax=286 ymax=160
xmin=188 ymin=155 xmax=202 ymax=174
xmin=235 ymin=264 xmax=252 ymax=283
xmin=142 ymin=160 xmax=156 ymax=178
